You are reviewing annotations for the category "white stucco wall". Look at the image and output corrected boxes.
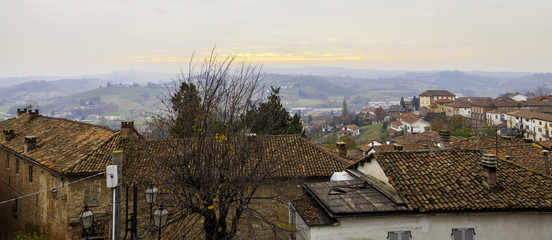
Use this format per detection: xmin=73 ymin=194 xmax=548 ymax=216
xmin=304 ymin=212 xmax=552 ymax=240
xmin=356 ymin=161 xmax=390 ymax=186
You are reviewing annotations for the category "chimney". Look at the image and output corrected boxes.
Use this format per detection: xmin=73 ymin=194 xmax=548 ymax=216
xmin=543 ymin=150 xmax=550 ymax=175
xmin=336 ymin=141 xmax=347 ymax=156
xmin=439 ymin=130 xmax=451 ymax=148
xmin=481 ymin=154 xmax=498 ymax=189
xmin=17 ymin=108 xmax=27 ymax=117
xmin=420 ymin=144 xmax=429 ymax=150
xmin=120 ymin=120 xmax=135 ymax=140
xmin=28 ymin=109 xmax=39 ymax=120
xmin=394 ymin=144 xmax=403 ymax=151
xmin=3 ymin=130 xmax=15 ymax=141
xmin=25 ymin=136 xmax=37 ymax=152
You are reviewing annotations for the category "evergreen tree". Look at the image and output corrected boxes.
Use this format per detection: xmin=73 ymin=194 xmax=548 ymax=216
xmin=411 ymin=96 xmax=420 ymax=110
xmin=400 ymin=97 xmax=406 ymax=109
xmin=342 ymin=98 xmax=348 ymax=117
xmin=170 ymin=82 xmax=202 ymax=138
xmin=246 ymin=87 xmax=303 ymax=135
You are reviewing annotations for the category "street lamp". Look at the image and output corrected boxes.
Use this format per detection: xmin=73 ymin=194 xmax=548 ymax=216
xmin=124 ymin=182 xmax=169 ymax=240
xmin=51 ymin=188 xmax=58 ymax=200
xmin=79 ymin=204 xmax=95 ymax=240
xmin=153 ymin=204 xmax=169 ymax=240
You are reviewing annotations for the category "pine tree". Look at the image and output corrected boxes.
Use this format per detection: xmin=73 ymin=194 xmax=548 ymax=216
xmin=342 ymin=98 xmax=348 ymax=117
xmin=170 ymin=82 xmax=202 ymax=138
xmin=246 ymin=87 xmax=303 ymax=135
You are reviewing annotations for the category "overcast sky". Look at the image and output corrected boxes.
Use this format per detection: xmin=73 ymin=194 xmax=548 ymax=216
xmin=1 ymin=0 xmax=551 ymax=77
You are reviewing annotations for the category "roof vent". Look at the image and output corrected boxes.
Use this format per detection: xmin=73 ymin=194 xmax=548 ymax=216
xmin=17 ymin=108 xmax=27 ymax=117
xmin=439 ymin=130 xmax=451 ymax=148
xmin=25 ymin=136 xmax=37 ymax=153
xmin=3 ymin=130 xmax=15 ymax=141
xmin=481 ymin=154 xmax=497 ymax=189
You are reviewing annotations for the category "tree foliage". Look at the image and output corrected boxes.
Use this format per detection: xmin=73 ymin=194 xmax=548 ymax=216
xmin=148 ymin=51 xmax=292 ymax=239
xmin=245 ymin=87 xmax=304 ymax=135
xmin=342 ymin=98 xmax=348 ymax=117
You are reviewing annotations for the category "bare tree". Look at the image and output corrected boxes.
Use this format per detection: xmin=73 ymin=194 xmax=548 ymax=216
xmin=146 ymin=50 xmax=293 ymax=239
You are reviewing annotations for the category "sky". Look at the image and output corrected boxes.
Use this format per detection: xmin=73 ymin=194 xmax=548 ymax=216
xmin=1 ymin=0 xmax=551 ymax=77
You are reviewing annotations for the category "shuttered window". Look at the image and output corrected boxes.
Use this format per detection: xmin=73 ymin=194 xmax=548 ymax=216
xmin=452 ymin=228 xmax=475 ymax=240
xmin=6 ymin=152 xmax=9 ymax=169
xmin=388 ymin=231 xmax=411 ymax=240
xmin=15 ymin=158 xmax=19 ymax=174
xmin=84 ymin=183 xmax=99 ymax=206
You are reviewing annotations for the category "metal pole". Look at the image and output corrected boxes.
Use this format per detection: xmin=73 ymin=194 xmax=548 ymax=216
xmin=112 ymin=188 xmax=117 ymax=240
xmin=158 ymin=225 xmax=162 ymax=240
xmin=133 ymin=181 xmax=138 ymax=239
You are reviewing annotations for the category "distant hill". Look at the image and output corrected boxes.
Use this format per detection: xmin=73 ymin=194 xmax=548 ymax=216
xmin=0 ymin=68 xmax=550 ymax=111
xmin=37 ymin=85 xmax=166 ymax=119
xmin=0 ymin=78 xmax=107 ymax=102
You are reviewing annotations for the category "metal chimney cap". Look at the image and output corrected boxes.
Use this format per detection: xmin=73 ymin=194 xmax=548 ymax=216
xmin=482 ymin=154 xmax=498 ymax=168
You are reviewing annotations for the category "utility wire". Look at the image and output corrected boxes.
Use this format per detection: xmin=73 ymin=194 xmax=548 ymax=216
xmin=0 ymin=171 xmax=105 ymax=206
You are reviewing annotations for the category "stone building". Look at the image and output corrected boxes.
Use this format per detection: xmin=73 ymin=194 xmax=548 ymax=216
xmin=0 ymin=109 xmax=140 ymax=239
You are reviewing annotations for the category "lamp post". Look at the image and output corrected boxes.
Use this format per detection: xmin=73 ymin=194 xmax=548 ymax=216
xmin=153 ymin=204 xmax=169 ymax=240
xmin=124 ymin=182 xmax=168 ymax=240
xmin=79 ymin=204 xmax=95 ymax=240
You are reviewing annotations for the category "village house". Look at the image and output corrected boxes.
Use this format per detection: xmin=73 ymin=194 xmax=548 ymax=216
xmin=343 ymin=124 xmax=360 ymax=136
xmin=358 ymin=140 xmax=383 ymax=156
xmin=505 ymin=109 xmax=552 ymax=141
xmin=290 ymin=149 xmax=552 ymax=239
xmin=418 ymin=90 xmax=456 ymax=109
xmin=399 ymin=116 xmax=430 ymax=134
xmin=0 ymin=109 xmax=141 ymax=239
xmin=445 ymin=98 xmax=472 ymax=118
xmin=119 ymin=135 xmax=355 ymax=239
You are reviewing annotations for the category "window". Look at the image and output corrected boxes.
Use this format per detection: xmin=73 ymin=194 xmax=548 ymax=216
xmin=15 ymin=158 xmax=19 ymax=174
xmin=452 ymin=228 xmax=475 ymax=240
xmin=388 ymin=231 xmax=411 ymax=240
xmin=13 ymin=195 xmax=18 ymax=218
xmin=28 ymin=166 xmax=33 ymax=183
xmin=6 ymin=152 xmax=9 ymax=169
xmin=84 ymin=183 xmax=99 ymax=206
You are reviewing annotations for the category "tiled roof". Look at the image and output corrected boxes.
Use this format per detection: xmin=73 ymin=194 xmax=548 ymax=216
xmin=428 ymin=103 xmax=437 ymax=108
xmin=529 ymin=96 xmax=552 ymax=102
xmin=0 ymin=113 xmax=117 ymax=174
xmin=346 ymin=124 xmax=359 ymax=131
xmin=123 ymin=135 xmax=354 ymax=181
xmin=508 ymin=109 xmax=552 ymax=122
xmin=372 ymin=149 xmax=552 ymax=213
xmin=401 ymin=116 xmax=426 ymax=124
xmin=387 ymin=131 xmax=463 ymax=151
xmin=65 ymin=132 xmax=127 ymax=174
xmin=434 ymin=99 xmax=451 ymax=103
xmin=453 ymin=136 xmax=549 ymax=174
xmin=391 ymin=121 xmax=403 ymax=126
xmin=397 ymin=112 xmax=420 ymax=119
xmin=446 ymin=99 xmax=472 ymax=108
xmin=419 ymin=90 xmax=455 ymax=97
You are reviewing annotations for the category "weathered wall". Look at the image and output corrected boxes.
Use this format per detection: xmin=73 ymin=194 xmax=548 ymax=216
xmin=0 ymin=149 xmax=65 ymax=239
xmin=304 ymin=212 xmax=552 ymax=240
xmin=0 ymin=148 xmax=113 ymax=239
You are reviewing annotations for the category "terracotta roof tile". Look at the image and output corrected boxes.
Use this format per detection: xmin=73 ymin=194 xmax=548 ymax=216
xmin=372 ymin=149 xmax=552 ymax=213
xmin=419 ymin=90 xmax=455 ymax=97
xmin=123 ymin=135 xmax=353 ymax=181
xmin=453 ymin=136 xmax=549 ymax=174
xmin=0 ymin=114 xmax=117 ymax=174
